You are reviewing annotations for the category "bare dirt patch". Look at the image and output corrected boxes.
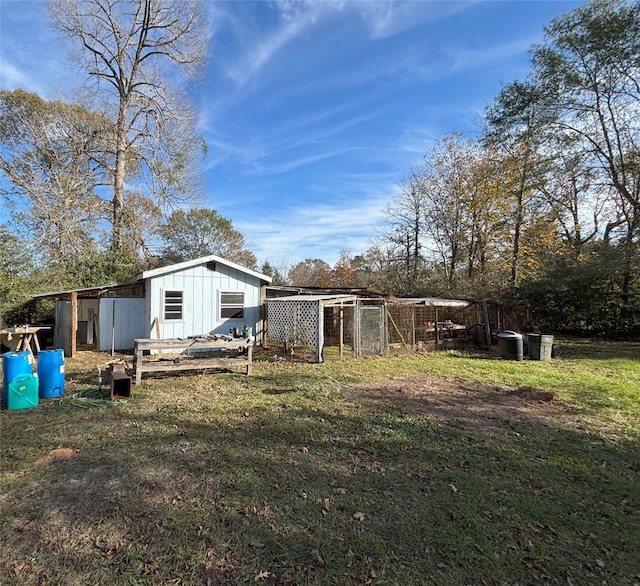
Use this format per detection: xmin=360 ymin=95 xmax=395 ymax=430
xmin=350 ymin=374 xmax=579 ymax=431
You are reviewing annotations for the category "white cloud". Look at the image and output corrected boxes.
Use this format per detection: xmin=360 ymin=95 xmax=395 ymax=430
xmin=446 ymin=38 xmax=536 ymax=73
xmin=235 ymin=179 xmax=393 ymax=266
xmin=356 ymin=0 xmax=478 ymax=40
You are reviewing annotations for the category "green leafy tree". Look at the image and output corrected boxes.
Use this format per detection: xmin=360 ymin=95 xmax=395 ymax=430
xmin=531 ymin=0 xmax=640 ymax=312
xmin=0 ymin=226 xmax=34 ymax=326
xmin=159 ymin=208 xmax=257 ymax=269
xmin=485 ymin=0 xmax=640 ymax=326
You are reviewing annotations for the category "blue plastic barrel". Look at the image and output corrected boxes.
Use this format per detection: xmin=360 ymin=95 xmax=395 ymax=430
xmin=37 ymin=349 xmax=65 ymax=398
xmin=2 ymin=351 xmax=33 ymax=405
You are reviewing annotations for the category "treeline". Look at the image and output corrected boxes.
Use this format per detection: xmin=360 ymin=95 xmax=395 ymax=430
xmin=1 ymin=0 xmax=639 ymax=337
xmin=278 ymin=0 xmax=640 ymax=337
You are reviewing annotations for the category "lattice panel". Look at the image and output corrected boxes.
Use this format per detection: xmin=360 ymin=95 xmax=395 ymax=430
xmin=267 ymin=301 xmax=319 ymax=347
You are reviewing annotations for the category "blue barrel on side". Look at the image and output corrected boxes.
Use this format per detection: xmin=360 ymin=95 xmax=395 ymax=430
xmin=2 ymin=351 xmax=33 ymax=405
xmin=37 ymin=349 xmax=65 ymax=398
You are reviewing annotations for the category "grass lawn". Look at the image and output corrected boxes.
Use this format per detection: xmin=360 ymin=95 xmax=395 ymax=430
xmin=1 ymin=338 xmax=639 ymax=585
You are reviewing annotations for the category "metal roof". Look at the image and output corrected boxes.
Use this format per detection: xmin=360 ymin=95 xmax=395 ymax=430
xmin=33 ymin=255 xmax=271 ymax=299
xmin=266 ymin=294 xmax=358 ymax=304
xmin=391 ymin=297 xmax=471 ymax=308
xmin=129 ymin=254 xmax=272 ymax=283
xmin=33 ymin=283 xmax=129 ymax=299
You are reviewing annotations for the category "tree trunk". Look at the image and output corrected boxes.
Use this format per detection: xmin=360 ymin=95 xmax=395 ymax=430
xmin=112 ymin=102 xmax=128 ymax=250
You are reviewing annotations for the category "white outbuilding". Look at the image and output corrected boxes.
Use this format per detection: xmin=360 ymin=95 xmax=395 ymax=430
xmin=34 ymin=255 xmax=272 ymax=356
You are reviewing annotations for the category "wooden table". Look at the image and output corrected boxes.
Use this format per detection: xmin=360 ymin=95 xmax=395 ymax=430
xmin=0 ymin=326 xmax=49 ymax=354
xmin=133 ymin=337 xmax=253 ymax=384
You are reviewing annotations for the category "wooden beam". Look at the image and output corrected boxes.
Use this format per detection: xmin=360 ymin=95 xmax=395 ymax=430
xmin=412 ymin=306 xmax=416 ymax=348
xmin=70 ymin=291 xmax=77 ymax=358
xmin=386 ymin=309 xmax=407 ymax=348
xmin=153 ymin=317 xmax=162 ymax=357
xmin=482 ymin=300 xmax=492 ymax=348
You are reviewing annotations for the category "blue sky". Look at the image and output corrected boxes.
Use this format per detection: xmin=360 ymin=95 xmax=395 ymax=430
xmin=1 ymin=0 xmax=586 ymax=270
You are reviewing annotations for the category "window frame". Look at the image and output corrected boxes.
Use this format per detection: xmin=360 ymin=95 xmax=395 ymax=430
xmin=162 ymin=289 xmax=184 ymax=322
xmin=219 ymin=291 xmax=245 ymax=320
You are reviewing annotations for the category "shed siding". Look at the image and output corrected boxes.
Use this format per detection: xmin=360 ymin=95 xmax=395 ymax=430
xmin=149 ymin=263 xmax=263 ymax=340
xmin=98 ymin=298 xmax=146 ymax=351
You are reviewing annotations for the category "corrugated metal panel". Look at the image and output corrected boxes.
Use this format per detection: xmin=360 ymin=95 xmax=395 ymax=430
xmin=394 ymin=297 xmax=471 ymax=308
xmin=54 ymin=300 xmax=72 ymax=356
xmin=266 ymin=294 xmax=357 ymax=304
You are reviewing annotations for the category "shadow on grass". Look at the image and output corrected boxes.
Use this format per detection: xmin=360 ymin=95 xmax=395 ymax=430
xmin=1 ymin=370 xmax=639 ymax=585
xmin=261 ymin=388 xmax=302 ymax=395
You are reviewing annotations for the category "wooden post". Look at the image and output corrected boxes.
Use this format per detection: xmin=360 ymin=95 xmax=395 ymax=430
xmin=412 ymin=306 xmax=416 ymax=349
xmin=482 ymin=300 xmax=492 ymax=348
xmin=246 ymin=344 xmax=253 ymax=375
xmin=153 ymin=317 xmax=162 ymax=357
xmin=354 ymin=302 xmax=360 ymax=358
xmin=134 ymin=341 xmax=143 ymax=385
xmin=339 ymin=304 xmax=344 ymax=359
xmin=70 ymin=292 xmax=77 ymax=358
xmin=434 ymin=306 xmax=439 ymax=350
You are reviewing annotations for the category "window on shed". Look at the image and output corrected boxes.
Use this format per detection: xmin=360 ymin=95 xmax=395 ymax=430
xmin=220 ymin=292 xmax=244 ymax=319
xmin=163 ymin=290 xmax=183 ymax=320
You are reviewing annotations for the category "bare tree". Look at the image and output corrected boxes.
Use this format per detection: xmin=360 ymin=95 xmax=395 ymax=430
xmin=382 ymin=167 xmax=427 ymax=294
xmin=0 ymin=89 xmax=109 ymax=261
xmin=48 ymin=0 xmax=209 ymax=250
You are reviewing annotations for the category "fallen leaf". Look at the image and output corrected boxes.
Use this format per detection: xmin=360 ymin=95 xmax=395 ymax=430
xmin=254 ymin=570 xmax=270 ymax=581
xmin=345 ymin=549 xmax=355 ymax=567
xmin=448 ymin=483 xmax=459 ymax=493
xmin=311 ymin=550 xmax=325 ymax=567
xmin=352 ymin=512 xmax=365 ymax=522
xmin=35 ymin=447 xmax=76 ymax=465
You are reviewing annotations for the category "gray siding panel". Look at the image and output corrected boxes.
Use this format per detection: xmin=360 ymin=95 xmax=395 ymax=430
xmin=98 ymin=298 xmax=146 ymax=351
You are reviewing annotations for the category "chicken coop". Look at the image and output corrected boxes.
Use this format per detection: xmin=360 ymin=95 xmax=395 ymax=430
xmin=265 ymin=295 xmax=387 ymax=362
xmin=385 ymin=297 xmax=473 ymax=351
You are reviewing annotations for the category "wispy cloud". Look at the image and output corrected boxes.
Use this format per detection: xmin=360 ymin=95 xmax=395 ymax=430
xmin=446 ymin=38 xmax=536 ymax=73
xmin=356 ymin=0 xmax=477 ymax=40
xmin=218 ymin=2 xmax=339 ymax=90
xmin=237 ymin=189 xmax=390 ymax=266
